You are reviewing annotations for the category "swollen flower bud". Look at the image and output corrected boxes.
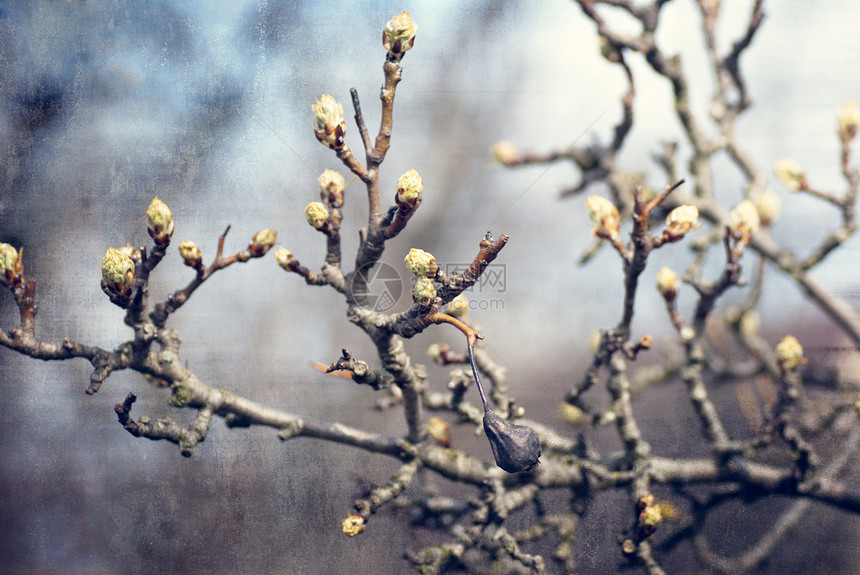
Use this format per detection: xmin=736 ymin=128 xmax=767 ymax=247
xmin=248 ymin=229 xmax=277 ymax=257
xmin=274 ymin=247 xmax=297 ymax=271
xmin=483 ymin=411 xmax=541 ymax=474
xmin=585 ymin=195 xmax=621 ymax=240
xmin=318 ymin=169 xmax=346 ymax=208
xmin=396 ymin=169 xmax=423 ymax=208
xmin=773 ymin=159 xmax=807 ymax=192
xmin=776 ymin=335 xmax=804 ymax=372
xmin=638 ymin=498 xmax=663 ymax=537
xmin=146 ymin=197 xmax=174 ymax=247
xmin=837 ymin=100 xmax=860 ymax=143
xmin=382 ymin=11 xmax=417 ymax=61
xmin=426 ymin=343 xmax=447 ymax=365
xmin=656 ymin=266 xmax=679 ymax=303
xmin=751 ymin=188 xmax=781 ymax=227
xmin=445 ymin=293 xmax=469 ymax=318
xmin=304 ymin=202 xmax=329 ymax=230
xmin=663 ymin=205 xmax=700 ymax=241
xmin=341 ymin=510 xmax=366 ymax=537
xmin=101 ymin=247 xmax=135 ymax=299
xmin=0 ymin=242 xmax=23 ymax=288
xmin=404 ymin=248 xmax=438 ymax=277
xmin=412 ymin=276 xmax=436 ymax=307
xmin=312 ymin=94 xmax=346 ymax=150
xmin=490 ymin=141 xmax=521 ymax=166
xmin=728 ymin=200 xmax=760 ymax=242
xmin=178 ymin=241 xmax=203 ymax=268
xmin=117 ymin=243 xmax=142 ymax=265
xmin=427 ymin=417 xmax=451 ymax=447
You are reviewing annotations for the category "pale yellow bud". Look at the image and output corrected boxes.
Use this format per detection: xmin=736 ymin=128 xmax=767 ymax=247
xmin=559 ymin=403 xmax=587 ymax=427
xmin=0 ymin=242 xmax=23 ymax=288
xmin=117 ymin=243 xmax=142 ymax=264
xmin=273 ymin=247 xmax=296 ymax=271
xmin=427 ymin=343 xmax=447 ymax=364
xmin=101 ymin=247 xmax=135 ymax=298
xmin=146 ymin=197 xmax=174 ymax=247
xmin=318 ymin=169 xmax=345 ymax=208
xmin=663 ymin=205 xmax=700 ymax=241
xmin=178 ymin=241 xmax=202 ymax=268
xmin=729 ymin=200 xmax=760 ymax=242
xmin=445 ymin=293 xmax=469 ymax=318
xmin=490 ymin=141 xmax=521 ymax=166
xmin=312 ymin=94 xmax=346 ymax=149
xmin=639 ymin=502 xmax=663 ymax=535
xmin=837 ymin=100 xmax=860 ymax=143
xmin=427 ymin=416 xmax=451 ymax=447
xmin=772 ymin=159 xmax=806 ymax=192
xmin=304 ymin=202 xmax=329 ymax=230
xmin=585 ymin=195 xmax=620 ymax=240
xmin=396 ymin=169 xmax=423 ymax=208
xmin=341 ymin=510 xmax=366 ymax=537
xmin=656 ymin=266 xmax=679 ymax=302
xmin=751 ymin=188 xmax=780 ymax=227
xmin=248 ymin=229 xmax=277 ymax=257
xmin=383 ymin=11 xmax=417 ymax=59
xmin=404 ymin=248 xmax=437 ymax=277
xmin=412 ymin=276 xmax=436 ymax=307
xmin=739 ymin=310 xmax=761 ymax=338
xmin=776 ymin=335 xmax=804 ymax=372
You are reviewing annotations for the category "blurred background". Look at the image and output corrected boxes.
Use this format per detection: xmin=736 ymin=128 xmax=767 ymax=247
xmin=2 ymin=1 xmax=860 ymax=573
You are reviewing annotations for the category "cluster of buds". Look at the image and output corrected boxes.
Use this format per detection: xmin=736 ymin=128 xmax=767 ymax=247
xmin=178 ymin=241 xmax=203 ymax=268
xmin=637 ymin=494 xmax=663 ymax=538
xmin=312 ymin=94 xmax=346 ymax=150
xmin=101 ymin=247 xmax=136 ymax=299
xmin=341 ymin=510 xmax=366 ymax=537
xmin=656 ymin=266 xmax=679 ymax=303
xmin=838 ymin=100 xmax=860 ymax=144
xmin=382 ymin=11 xmax=417 ymax=61
xmin=728 ymin=199 xmax=760 ymax=244
xmin=318 ymin=169 xmax=345 ymax=208
xmin=0 ymin=243 xmax=23 ymax=289
xmin=395 ymin=169 xmax=423 ymax=209
xmin=405 ymin=248 xmax=438 ymax=307
xmin=585 ymin=195 xmax=621 ymax=241
xmin=273 ymin=247 xmax=298 ymax=272
xmin=304 ymin=202 xmax=330 ymax=231
xmin=776 ymin=335 xmax=804 ymax=373
xmin=772 ymin=159 xmax=807 ymax=192
xmin=248 ymin=229 xmax=277 ymax=258
xmin=662 ymin=205 xmax=700 ymax=243
xmin=146 ymin=197 xmax=174 ymax=247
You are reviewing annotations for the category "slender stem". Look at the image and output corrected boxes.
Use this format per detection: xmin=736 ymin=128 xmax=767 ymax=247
xmin=468 ymin=341 xmax=489 ymax=412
